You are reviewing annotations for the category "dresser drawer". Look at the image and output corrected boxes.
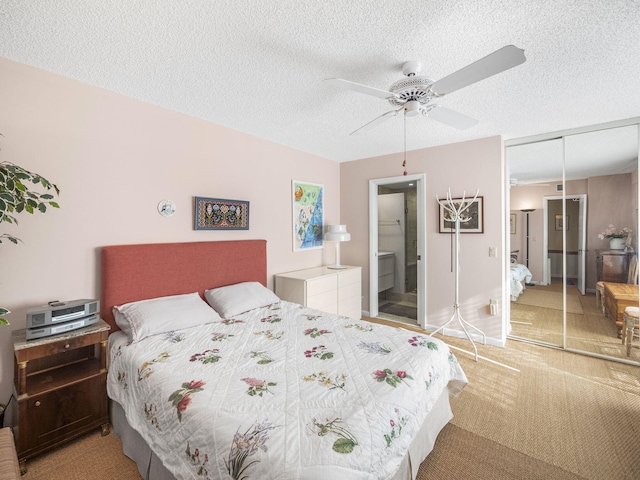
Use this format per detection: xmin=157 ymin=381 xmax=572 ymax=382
xmin=340 ymin=307 xmax=362 ymax=320
xmin=338 ymin=300 xmax=361 ymax=319
xmin=15 ymin=330 xmax=107 ymax=363
xmin=307 ymin=290 xmax=338 ymax=314
xmin=306 ymin=275 xmax=337 ymax=297
xmin=339 ymin=281 xmax=360 ymax=302
xmin=338 ymin=268 xmax=360 ymax=288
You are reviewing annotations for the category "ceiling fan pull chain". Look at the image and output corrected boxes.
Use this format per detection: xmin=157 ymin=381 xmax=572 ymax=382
xmin=402 ymin=114 xmax=408 ymax=176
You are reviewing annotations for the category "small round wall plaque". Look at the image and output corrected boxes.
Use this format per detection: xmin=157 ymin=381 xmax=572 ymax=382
xmin=157 ymin=200 xmax=176 ymax=217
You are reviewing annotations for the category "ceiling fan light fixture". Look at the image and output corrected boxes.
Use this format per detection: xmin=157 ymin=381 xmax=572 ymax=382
xmin=404 ymin=100 xmax=421 ymax=117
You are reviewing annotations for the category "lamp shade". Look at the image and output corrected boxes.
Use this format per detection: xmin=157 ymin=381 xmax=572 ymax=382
xmin=324 ymin=225 xmax=351 ymax=242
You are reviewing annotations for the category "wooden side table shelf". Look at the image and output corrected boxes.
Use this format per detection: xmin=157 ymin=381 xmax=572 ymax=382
xmin=11 ymin=319 xmax=110 ymax=473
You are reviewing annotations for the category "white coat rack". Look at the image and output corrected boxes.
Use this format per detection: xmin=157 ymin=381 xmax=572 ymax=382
xmin=431 ymin=188 xmax=486 ymax=361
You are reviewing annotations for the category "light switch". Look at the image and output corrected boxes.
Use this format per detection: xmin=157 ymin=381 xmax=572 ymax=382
xmin=489 ymin=247 xmax=497 ymax=257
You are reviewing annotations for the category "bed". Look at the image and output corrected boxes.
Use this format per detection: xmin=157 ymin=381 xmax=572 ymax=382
xmin=510 ymin=263 xmax=533 ymax=301
xmin=101 ymin=240 xmax=467 ymax=480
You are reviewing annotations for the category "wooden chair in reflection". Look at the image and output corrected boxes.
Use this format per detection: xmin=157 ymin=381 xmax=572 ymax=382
xmin=622 ymin=306 xmax=639 ymax=357
xmin=599 ymin=255 xmax=639 ymax=356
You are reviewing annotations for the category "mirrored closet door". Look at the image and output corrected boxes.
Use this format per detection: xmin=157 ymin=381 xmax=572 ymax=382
xmin=507 ymin=120 xmax=640 ymax=365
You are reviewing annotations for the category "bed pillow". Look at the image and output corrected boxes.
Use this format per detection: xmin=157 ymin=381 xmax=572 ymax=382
xmin=113 ymin=292 xmax=221 ymax=343
xmin=204 ymin=282 xmax=280 ymax=317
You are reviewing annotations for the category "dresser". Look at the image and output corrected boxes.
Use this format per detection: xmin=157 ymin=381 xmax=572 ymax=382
xmin=596 ymin=249 xmax=633 ymax=283
xmin=11 ymin=320 xmax=110 ymax=473
xmin=275 ymin=266 xmax=362 ymax=320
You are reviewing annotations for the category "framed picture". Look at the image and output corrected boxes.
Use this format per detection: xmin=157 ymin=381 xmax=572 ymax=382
xmin=510 ymin=213 xmax=517 ymax=234
xmin=194 ymin=197 xmax=249 ymax=230
xmin=555 ymin=214 xmax=568 ymax=231
xmin=438 ymin=196 xmax=484 ymax=234
xmin=292 ymin=180 xmax=324 ymax=251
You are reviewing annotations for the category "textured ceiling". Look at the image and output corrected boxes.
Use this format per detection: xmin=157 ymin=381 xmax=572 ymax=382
xmin=1 ymin=1 xmax=640 ymax=163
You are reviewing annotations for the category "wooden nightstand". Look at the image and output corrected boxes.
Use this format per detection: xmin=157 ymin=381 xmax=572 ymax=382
xmin=11 ymin=319 xmax=110 ymax=473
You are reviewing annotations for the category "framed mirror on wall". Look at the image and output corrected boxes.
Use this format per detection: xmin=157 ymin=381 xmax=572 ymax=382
xmin=506 ymin=119 xmax=640 ymax=365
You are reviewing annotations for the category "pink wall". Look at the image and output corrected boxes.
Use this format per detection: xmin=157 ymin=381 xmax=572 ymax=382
xmin=0 ymin=58 xmax=340 ymax=396
xmin=0 ymin=57 xmax=511 ymax=401
xmin=339 ymin=136 xmax=505 ymax=343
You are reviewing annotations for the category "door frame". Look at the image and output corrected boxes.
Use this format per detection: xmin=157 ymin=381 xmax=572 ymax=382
xmin=369 ymin=173 xmax=427 ymax=327
xmin=543 ymin=194 xmax=587 ymax=294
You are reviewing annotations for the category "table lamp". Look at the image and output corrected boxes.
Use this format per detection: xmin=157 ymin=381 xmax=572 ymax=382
xmin=324 ymin=225 xmax=351 ymax=269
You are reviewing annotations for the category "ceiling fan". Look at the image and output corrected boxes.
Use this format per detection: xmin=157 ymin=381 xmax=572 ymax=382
xmin=325 ymin=45 xmax=526 ymax=135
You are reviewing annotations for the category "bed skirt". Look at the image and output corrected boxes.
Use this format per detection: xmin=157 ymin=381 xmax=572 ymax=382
xmin=110 ymin=389 xmax=453 ymax=480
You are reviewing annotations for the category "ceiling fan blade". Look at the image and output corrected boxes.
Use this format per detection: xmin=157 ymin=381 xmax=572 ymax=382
xmin=431 ymin=45 xmax=526 ymax=95
xmin=510 ymin=179 xmax=551 ymax=187
xmin=426 ymin=105 xmax=478 ymax=130
xmin=350 ymin=109 xmax=400 ymax=135
xmin=325 ymin=78 xmax=397 ymax=100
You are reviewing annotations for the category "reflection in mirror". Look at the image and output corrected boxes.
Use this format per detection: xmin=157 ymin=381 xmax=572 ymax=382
xmin=508 ymin=138 xmax=564 ymax=347
xmin=507 ymin=122 xmax=639 ymax=364
xmin=564 ymin=125 xmax=638 ymax=359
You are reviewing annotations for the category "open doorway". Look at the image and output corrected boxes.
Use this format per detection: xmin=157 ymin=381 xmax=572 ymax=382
xmin=369 ymin=174 xmax=426 ymax=328
xmin=543 ymin=194 xmax=587 ymax=294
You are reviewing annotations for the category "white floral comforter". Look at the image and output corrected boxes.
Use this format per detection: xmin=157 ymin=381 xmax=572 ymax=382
xmin=107 ymin=301 xmax=467 ymax=480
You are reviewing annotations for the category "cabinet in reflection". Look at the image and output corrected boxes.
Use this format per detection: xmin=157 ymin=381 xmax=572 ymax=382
xmin=596 ymin=249 xmax=632 ymax=283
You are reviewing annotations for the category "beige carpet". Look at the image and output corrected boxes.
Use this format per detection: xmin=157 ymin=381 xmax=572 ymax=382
xmin=510 ymin=285 xmax=637 ymax=360
xmin=435 ymin=335 xmax=640 ymax=480
xmin=21 ymin=430 xmax=139 ymax=479
xmin=20 ymin=331 xmax=640 ymax=480
xmin=516 ymin=288 xmax=583 ymax=314
xmin=417 ymin=424 xmax=584 ymax=480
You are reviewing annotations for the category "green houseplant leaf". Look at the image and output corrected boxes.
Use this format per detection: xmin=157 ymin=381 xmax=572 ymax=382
xmin=1 ymin=134 xmax=61 ymax=325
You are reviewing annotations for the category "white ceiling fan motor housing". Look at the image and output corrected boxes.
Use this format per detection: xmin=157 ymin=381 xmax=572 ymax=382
xmin=388 ymin=61 xmax=437 ymax=110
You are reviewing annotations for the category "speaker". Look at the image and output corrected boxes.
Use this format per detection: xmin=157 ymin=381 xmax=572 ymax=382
xmin=26 ymin=299 xmax=100 ymax=329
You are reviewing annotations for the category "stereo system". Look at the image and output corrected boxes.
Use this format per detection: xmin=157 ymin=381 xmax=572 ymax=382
xmin=26 ymin=299 xmax=100 ymax=340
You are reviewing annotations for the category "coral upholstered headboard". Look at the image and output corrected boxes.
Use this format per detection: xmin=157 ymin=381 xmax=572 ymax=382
xmin=101 ymin=240 xmax=267 ymax=332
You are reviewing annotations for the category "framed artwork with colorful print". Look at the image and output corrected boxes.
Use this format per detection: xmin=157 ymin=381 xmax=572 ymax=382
xmin=194 ymin=197 xmax=249 ymax=230
xmin=292 ymin=180 xmax=324 ymax=251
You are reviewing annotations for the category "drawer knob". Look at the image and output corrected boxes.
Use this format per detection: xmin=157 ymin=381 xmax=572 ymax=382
xmin=64 ymin=343 xmax=70 ymax=349
xmin=34 ymin=401 xmax=41 ymax=407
